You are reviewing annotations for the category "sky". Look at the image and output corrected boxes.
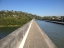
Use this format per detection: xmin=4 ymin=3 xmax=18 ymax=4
xmin=0 ymin=0 xmax=64 ymax=16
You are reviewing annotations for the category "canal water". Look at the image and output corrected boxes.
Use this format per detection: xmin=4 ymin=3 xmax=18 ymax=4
xmin=0 ymin=20 xmax=64 ymax=48
xmin=0 ymin=27 xmax=18 ymax=39
xmin=36 ymin=20 xmax=64 ymax=48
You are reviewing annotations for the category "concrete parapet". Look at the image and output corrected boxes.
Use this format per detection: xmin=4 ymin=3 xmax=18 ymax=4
xmin=0 ymin=20 xmax=32 ymax=48
xmin=0 ymin=19 xmax=57 ymax=48
xmin=23 ymin=20 xmax=57 ymax=48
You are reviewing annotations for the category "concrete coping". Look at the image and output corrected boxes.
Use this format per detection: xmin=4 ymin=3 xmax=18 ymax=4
xmin=0 ymin=19 xmax=32 ymax=48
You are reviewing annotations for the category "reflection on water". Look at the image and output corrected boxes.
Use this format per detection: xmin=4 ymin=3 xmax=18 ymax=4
xmin=36 ymin=20 xmax=64 ymax=48
xmin=0 ymin=27 xmax=19 ymax=39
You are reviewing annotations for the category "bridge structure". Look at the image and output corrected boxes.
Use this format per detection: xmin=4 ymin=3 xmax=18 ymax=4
xmin=0 ymin=19 xmax=57 ymax=48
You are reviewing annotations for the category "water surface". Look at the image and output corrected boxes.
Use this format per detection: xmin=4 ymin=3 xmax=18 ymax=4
xmin=0 ymin=27 xmax=18 ymax=39
xmin=36 ymin=20 xmax=64 ymax=48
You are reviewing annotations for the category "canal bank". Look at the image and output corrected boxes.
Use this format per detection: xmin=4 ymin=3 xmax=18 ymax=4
xmin=44 ymin=20 xmax=64 ymax=25
xmin=23 ymin=20 xmax=56 ymax=48
xmin=0 ymin=19 xmax=57 ymax=48
xmin=36 ymin=20 xmax=64 ymax=48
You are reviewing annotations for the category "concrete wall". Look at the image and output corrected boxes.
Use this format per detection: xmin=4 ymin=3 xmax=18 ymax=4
xmin=0 ymin=20 xmax=32 ymax=48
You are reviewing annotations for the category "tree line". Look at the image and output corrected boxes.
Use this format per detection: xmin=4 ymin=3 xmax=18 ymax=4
xmin=0 ymin=10 xmax=64 ymax=27
xmin=42 ymin=16 xmax=64 ymax=22
xmin=0 ymin=10 xmax=32 ymax=27
xmin=0 ymin=10 xmax=43 ymax=27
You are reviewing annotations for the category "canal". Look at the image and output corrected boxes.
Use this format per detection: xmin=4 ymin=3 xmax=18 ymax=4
xmin=0 ymin=27 xmax=19 ymax=39
xmin=36 ymin=20 xmax=64 ymax=48
xmin=0 ymin=20 xmax=64 ymax=48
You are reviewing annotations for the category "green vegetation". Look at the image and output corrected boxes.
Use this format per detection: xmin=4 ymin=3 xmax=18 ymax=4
xmin=42 ymin=16 xmax=59 ymax=20
xmin=0 ymin=10 xmax=32 ymax=27
xmin=0 ymin=10 xmax=64 ymax=27
xmin=42 ymin=16 xmax=64 ymax=21
xmin=0 ymin=10 xmax=42 ymax=27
